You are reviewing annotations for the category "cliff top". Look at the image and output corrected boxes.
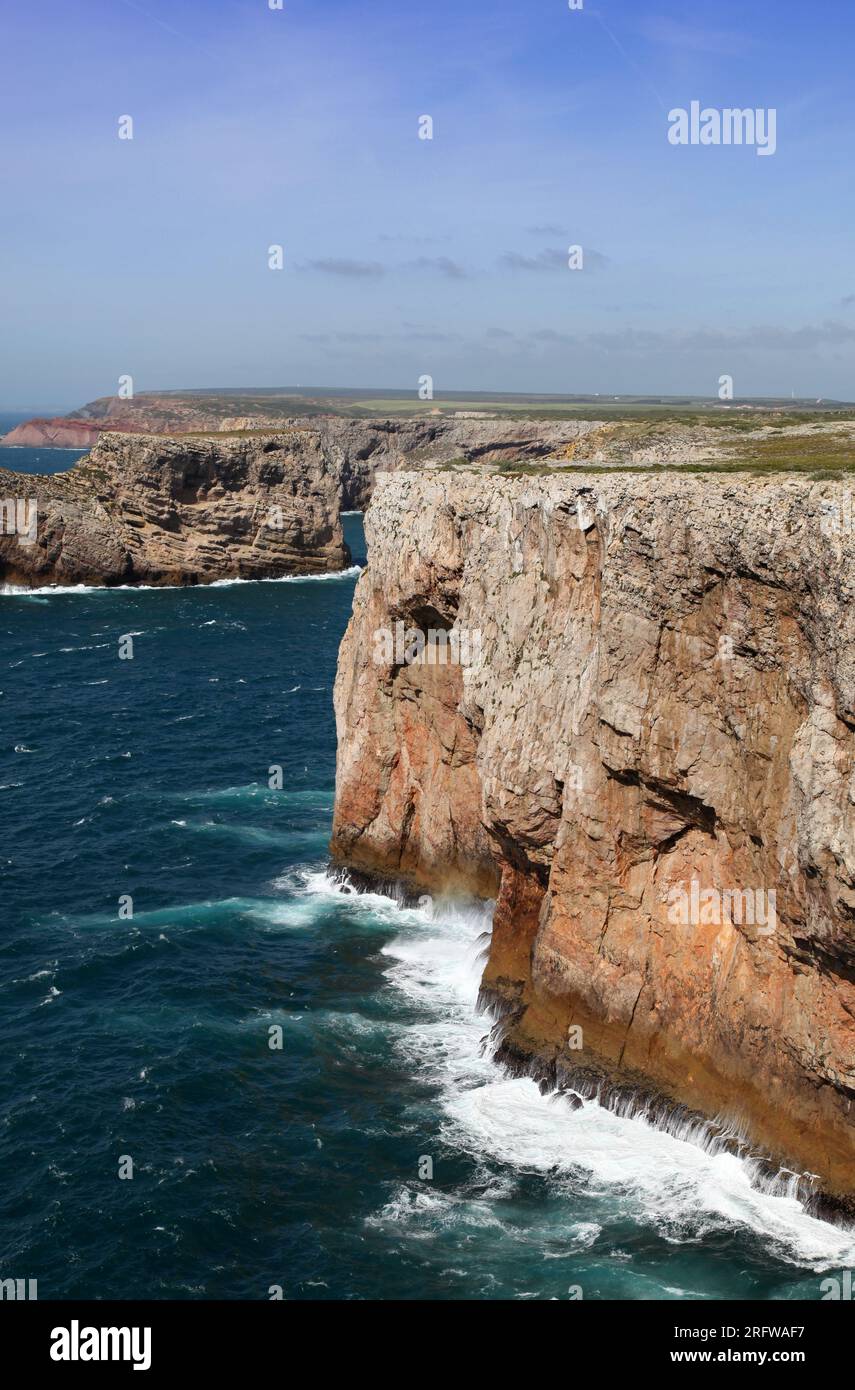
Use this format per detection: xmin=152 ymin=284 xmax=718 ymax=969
xmin=3 ymin=410 xmax=855 ymax=480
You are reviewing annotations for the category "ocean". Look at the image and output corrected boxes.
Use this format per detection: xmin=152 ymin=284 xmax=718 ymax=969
xmin=0 ymin=413 xmax=90 ymax=476
xmin=1 ymin=442 xmax=853 ymax=1300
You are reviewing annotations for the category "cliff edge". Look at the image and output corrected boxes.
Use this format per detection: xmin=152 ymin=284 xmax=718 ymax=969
xmin=331 ymin=468 xmax=855 ymax=1207
xmin=0 ymin=431 xmax=349 ymax=587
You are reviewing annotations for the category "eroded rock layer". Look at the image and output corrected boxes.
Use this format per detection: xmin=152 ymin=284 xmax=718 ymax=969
xmin=331 ymin=469 xmax=855 ymax=1204
xmin=0 ymin=432 xmax=349 ymax=587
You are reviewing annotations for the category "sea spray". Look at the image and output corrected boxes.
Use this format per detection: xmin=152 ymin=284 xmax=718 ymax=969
xmin=310 ymin=870 xmax=855 ymax=1271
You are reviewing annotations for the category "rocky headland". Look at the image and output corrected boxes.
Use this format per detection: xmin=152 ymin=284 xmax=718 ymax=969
xmin=6 ymin=391 xmax=854 ymax=480
xmin=0 ymin=416 xmax=617 ymax=587
xmin=0 ymin=432 xmax=349 ymax=587
xmin=1 ymin=418 xmax=106 ymax=449
xmin=330 ymin=468 xmax=855 ymax=1211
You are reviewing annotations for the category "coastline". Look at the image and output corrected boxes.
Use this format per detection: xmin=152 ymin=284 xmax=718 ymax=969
xmin=326 ymin=863 xmax=855 ymax=1226
xmin=330 ymin=468 xmax=855 ymax=1209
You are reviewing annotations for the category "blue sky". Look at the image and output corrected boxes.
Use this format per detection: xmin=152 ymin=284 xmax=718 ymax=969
xmin=1 ymin=0 xmax=854 ymax=408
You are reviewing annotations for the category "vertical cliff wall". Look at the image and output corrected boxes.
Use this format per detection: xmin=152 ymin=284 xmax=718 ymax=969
xmin=331 ymin=469 xmax=855 ymax=1205
xmin=0 ymin=432 xmax=350 ymax=587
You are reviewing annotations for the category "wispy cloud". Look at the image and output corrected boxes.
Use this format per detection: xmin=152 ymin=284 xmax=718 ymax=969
xmin=527 ymin=328 xmax=575 ymax=345
xmin=475 ymin=320 xmax=855 ymax=356
xmin=404 ymin=329 xmax=463 ymax=342
xmin=502 ymin=248 xmax=565 ymax=272
xmin=302 ymin=258 xmax=386 ymax=278
xmin=303 ymin=254 xmax=470 ymax=279
xmin=681 ymin=321 xmax=855 ymax=352
xmin=585 ymin=321 xmax=855 ymax=353
xmin=501 ymin=247 xmax=609 ymax=272
xmin=379 ymin=233 xmax=448 ymax=245
xmin=404 ymin=256 xmax=471 ymax=279
xmin=637 ymin=16 xmax=753 ymax=56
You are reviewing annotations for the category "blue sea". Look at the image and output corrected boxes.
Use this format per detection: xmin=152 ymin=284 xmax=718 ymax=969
xmin=1 ymin=441 xmax=854 ymax=1300
xmin=0 ymin=412 xmax=90 ymax=476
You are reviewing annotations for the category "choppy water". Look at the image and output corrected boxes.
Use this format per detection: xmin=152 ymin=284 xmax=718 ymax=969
xmin=1 ymin=512 xmax=853 ymax=1300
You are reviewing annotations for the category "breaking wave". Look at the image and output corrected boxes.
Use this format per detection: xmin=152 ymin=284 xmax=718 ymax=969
xmin=308 ymin=872 xmax=855 ymax=1274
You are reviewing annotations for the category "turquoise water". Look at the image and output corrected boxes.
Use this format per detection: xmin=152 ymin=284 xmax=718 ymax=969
xmin=1 ymin=512 xmax=854 ymax=1300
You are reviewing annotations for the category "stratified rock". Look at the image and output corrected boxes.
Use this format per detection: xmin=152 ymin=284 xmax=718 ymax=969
xmin=1 ymin=409 xmax=608 ymax=498
xmin=0 ymin=431 xmax=349 ymax=587
xmin=312 ymin=416 xmax=604 ymax=508
xmin=1 ymin=418 xmax=105 ymax=448
xmin=331 ymin=468 xmax=855 ymax=1206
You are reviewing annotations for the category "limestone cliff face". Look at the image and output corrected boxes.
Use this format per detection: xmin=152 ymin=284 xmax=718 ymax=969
xmin=312 ymin=416 xmax=603 ymax=508
xmin=0 ymin=432 xmax=348 ymax=587
xmin=2 ymin=411 xmax=604 ymax=504
xmin=0 ymin=415 xmax=607 ymax=585
xmin=331 ymin=469 xmax=855 ymax=1205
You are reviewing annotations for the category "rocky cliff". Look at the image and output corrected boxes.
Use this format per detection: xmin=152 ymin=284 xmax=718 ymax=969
xmin=331 ymin=468 xmax=855 ymax=1209
xmin=7 ymin=396 xmax=854 ymax=496
xmin=1 ymin=410 xmax=605 ymax=500
xmin=0 ymin=418 xmax=105 ymax=449
xmin=312 ymin=415 xmax=604 ymax=508
xmin=2 ymin=395 xmax=249 ymax=443
xmin=0 ymin=432 xmax=349 ymax=587
xmin=0 ymin=417 xmax=609 ymax=586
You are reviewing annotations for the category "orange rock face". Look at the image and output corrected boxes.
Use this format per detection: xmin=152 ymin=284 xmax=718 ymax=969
xmin=331 ymin=470 xmax=855 ymax=1207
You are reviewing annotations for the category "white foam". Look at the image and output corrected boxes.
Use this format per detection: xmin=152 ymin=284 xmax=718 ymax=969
xmin=0 ymin=565 xmax=361 ymax=597
xmin=207 ymin=566 xmax=361 ymax=588
xmin=244 ymin=898 xmax=327 ymax=930
xmin=307 ymin=870 xmax=855 ymax=1271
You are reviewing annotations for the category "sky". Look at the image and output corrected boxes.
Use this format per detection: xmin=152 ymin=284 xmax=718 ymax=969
xmin=1 ymin=0 xmax=854 ymax=409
